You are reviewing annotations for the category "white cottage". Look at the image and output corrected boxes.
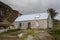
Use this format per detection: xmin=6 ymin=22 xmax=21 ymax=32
xmin=14 ymin=13 xmax=53 ymax=29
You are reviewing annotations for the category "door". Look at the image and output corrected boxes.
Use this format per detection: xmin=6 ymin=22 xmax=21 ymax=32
xmin=27 ymin=22 xmax=31 ymax=29
xmin=19 ymin=23 xmax=22 ymax=28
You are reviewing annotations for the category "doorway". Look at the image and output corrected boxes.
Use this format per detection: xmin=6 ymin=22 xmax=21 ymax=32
xmin=27 ymin=22 xmax=31 ymax=29
xmin=19 ymin=23 xmax=22 ymax=28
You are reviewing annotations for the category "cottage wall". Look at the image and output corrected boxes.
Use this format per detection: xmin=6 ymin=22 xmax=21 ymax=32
xmin=14 ymin=22 xmax=20 ymax=29
xmin=38 ymin=20 xmax=47 ymax=29
xmin=20 ymin=21 xmax=28 ymax=29
xmin=14 ymin=20 xmax=48 ymax=29
xmin=47 ymin=15 xmax=53 ymax=28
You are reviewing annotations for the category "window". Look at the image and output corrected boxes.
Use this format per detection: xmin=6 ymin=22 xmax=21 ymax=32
xmin=19 ymin=23 xmax=22 ymax=27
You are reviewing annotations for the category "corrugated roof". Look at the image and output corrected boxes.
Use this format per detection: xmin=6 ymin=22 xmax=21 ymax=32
xmin=15 ymin=13 xmax=49 ymax=22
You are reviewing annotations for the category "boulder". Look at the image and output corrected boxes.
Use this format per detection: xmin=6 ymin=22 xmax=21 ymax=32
xmin=33 ymin=32 xmax=56 ymax=40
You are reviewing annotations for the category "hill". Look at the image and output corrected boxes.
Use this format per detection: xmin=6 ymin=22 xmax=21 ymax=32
xmin=0 ymin=1 xmax=22 ymax=28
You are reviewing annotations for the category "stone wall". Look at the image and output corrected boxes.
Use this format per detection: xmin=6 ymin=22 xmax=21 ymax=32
xmin=14 ymin=20 xmax=48 ymax=29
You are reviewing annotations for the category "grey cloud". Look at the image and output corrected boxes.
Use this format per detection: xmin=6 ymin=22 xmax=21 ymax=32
xmin=0 ymin=0 xmax=60 ymax=15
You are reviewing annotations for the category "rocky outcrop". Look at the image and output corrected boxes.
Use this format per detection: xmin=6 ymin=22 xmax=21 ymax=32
xmin=0 ymin=1 xmax=22 ymax=28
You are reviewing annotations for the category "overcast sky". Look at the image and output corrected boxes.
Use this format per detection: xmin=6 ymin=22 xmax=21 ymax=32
xmin=0 ymin=0 xmax=60 ymax=20
xmin=0 ymin=0 xmax=60 ymax=14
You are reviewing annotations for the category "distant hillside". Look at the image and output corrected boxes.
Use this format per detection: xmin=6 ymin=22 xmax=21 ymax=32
xmin=54 ymin=20 xmax=60 ymax=29
xmin=0 ymin=1 xmax=22 ymax=27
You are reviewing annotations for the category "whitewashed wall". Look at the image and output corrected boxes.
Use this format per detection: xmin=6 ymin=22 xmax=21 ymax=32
xmin=14 ymin=19 xmax=48 ymax=29
xmin=47 ymin=15 xmax=53 ymax=28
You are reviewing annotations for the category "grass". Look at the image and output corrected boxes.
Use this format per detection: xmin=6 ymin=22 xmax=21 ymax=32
xmin=4 ymin=29 xmax=20 ymax=33
xmin=0 ymin=28 xmax=21 ymax=36
xmin=26 ymin=29 xmax=34 ymax=36
xmin=20 ymin=33 xmax=28 ymax=40
xmin=49 ymin=29 xmax=60 ymax=40
xmin=20 ymin=29 xmax=46 ymax=40
xmin=17 ymin=29 xmax=35 ymax=40
xmin=54 ymin=21 xmax=60 ymax=29
xmin=0 ymin=28 xmax=42 ymax=36
xmin=49 ymin=20 xmax=60 ymax=40
xmin=0 ymin=28 xmax=46 ymax=40
xmin=24 ymin=29 xmax=45 ymax=36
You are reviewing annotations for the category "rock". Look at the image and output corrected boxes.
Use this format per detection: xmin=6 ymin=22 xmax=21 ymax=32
xmin=25 ymin=35 xmax=34 ymax=40
xmin=18 ymin=33 xmax=24 ymax=38
xmin=18 ymin=31 xmax=56 ymax=40
xmin=33 ymin=32 xmax=56 ymax=40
